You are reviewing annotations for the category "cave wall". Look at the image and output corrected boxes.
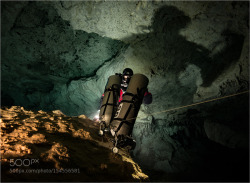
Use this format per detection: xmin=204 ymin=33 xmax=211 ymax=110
xmin=1 ymin=1 xmax=249 ymax=181
xmin=1 ymin=1 xmax=126 ymax=115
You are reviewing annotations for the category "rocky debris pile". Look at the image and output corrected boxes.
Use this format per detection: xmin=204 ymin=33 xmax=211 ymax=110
xmin=0 ymin=106 xmax=148 ymax=182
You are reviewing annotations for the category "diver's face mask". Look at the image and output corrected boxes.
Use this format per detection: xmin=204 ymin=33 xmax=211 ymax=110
xmin=121 ymin=75 xmax=131 ymax=91
xmin=123 ymin=75 xmax=131 ymax=83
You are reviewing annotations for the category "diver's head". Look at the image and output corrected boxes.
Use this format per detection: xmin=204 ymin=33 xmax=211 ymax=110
xmin=122 ymin=68 xmax=133 ymax=84
xmin=121 ymin=68 xmax=133 ymax=91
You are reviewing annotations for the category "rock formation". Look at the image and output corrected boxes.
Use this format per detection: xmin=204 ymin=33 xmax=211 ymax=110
xmin=1 ymin=106 xmax=148 ymax=182
xmin=1 ymin=1 xmax=249 ymax=182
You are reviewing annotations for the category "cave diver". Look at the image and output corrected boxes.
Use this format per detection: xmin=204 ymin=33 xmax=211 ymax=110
xmin=95 ymin=68 xmax=152 ymax=153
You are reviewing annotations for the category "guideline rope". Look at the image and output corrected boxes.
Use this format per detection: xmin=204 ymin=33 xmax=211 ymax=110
xmin=133 ymin=90 xmax=249 ymax=120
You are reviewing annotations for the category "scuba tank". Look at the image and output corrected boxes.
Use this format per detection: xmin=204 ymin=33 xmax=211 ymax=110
xmin=110 ymin=74 xmax=149 ymax=153
xmin=99 ymin=75 xmax=121 ymax=136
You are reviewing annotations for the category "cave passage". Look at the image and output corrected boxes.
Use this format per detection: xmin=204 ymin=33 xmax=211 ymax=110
xmin=1 ymin=1 xmax=249 ymax=182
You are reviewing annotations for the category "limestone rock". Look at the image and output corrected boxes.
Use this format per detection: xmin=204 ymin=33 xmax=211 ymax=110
xmin=0 ymin=106 xmax=149 ymax=182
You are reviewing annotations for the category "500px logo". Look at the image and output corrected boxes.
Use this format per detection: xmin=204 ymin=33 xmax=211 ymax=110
xmin=10 ymin=159 xmax=39 ymax=167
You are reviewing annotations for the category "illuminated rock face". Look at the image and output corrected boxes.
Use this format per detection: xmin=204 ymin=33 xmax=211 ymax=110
xmin=1 ymin=1 xmax=249 ymax=182
xmin=0 ymin=106 xmax=149 ymax=182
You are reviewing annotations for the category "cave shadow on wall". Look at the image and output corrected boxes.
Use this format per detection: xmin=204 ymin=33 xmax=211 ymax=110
xmin=125 ymin=5 xmax=244 ymax=88
xmin=124 ymin=5 xmax=247 ymax=182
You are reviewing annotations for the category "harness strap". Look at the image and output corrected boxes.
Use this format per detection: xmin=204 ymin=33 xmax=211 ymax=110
xmin=101 ymin=103 xmax=116 ymax=108
xmin=102 ymin=84 xmax=120 ymax=117
xmin=114 ymin=104 xmax=133 ymax=133
xmin=119 ymin=100 xmax=134 ymax=104
xmin=122 ymin=92 xmax=136 ymax=97
xmin=115 ymin=119 xmax=134 ymax=134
